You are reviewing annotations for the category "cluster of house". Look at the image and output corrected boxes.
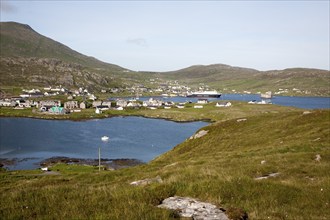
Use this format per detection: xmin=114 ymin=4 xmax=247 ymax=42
xmin=193 ymin=99 xmax=232 ymax=109
xmin=94 ymin=98 xmax=179 ymax=113
xmin=0 ymin=82 xmax=233 ymax=114
xmin=0 ymin=98 xmax=83 ymax=114
xmin=19 ymin=86 xmax=98 ymax=100
xmin=274 ymin=88 xmax=310 ymax=95
xmin=0 ymin=96 xmax=233 ymax=114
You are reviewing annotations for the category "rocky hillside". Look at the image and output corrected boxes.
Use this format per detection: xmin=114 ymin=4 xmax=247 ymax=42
xmin=0 ymin=22 xmax=154 ymax=93
xmin=0 ymin=57 xmax=116 ymax=89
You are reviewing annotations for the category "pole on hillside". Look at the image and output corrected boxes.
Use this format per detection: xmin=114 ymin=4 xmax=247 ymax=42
xmin=99 ymin=146 xmax=101 ymax=172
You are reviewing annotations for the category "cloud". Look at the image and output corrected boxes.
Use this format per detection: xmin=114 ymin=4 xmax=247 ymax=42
xmin=0 ymin=0 xmax=17 ymax=13
xmin=126 ymin=38 xmax=148 ymax=47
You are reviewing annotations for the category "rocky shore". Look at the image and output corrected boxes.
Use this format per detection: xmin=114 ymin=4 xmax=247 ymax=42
xmin=40 ymin=156 xmax=144 ymax=170
xmin=0 ymin=156 xmax=144 ymax=170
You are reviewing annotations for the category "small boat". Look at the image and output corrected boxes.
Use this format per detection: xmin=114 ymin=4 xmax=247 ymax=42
xmin=101 ymin=136 xmax=109 ymax=141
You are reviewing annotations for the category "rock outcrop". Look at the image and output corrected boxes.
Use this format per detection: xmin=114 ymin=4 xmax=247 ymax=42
xmin=190 ymin=130 xmax=208 ymax=139
xmin=0 ymin=57 xmax=113 ymax=89
xmin=158 ymin=196 xmax=229 ymax=220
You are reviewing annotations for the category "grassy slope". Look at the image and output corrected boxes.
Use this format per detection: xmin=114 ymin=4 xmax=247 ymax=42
xmin=0 ymin=105 xmax=329 ymax=219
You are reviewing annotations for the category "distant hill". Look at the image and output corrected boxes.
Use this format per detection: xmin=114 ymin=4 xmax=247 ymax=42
xmin=0 ymin=22 xmax=150 ymax=93
xmin=159 ymin=64 xmax=330 ymax=96
xmin=0 ymin=22 xmax=329 ymax=96
xmin=0 ymin=22 xmax=123 ymax=70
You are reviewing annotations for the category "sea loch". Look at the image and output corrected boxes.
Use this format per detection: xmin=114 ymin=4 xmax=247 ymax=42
xmin=0 ymin=117 xmax=208 ymax=170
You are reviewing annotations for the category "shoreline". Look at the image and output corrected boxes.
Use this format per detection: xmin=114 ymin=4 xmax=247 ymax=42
xmin=0 ymin=156 xmax=145 ymax=171
xmin=0 ymin=112 xmax=214 ymax=123
xmin=0 ymin=107 xmax=215 ymax=123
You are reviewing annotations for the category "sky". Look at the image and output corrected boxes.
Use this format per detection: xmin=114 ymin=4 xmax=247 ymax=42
xmin=1 ymin=0 xmax=329 ymax=72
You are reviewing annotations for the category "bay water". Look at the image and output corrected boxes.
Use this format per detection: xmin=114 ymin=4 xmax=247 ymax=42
xmin=0 ymin=117 xmax=208 ymax=170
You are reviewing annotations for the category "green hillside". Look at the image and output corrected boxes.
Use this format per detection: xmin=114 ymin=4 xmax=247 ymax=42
xmin=0 ymin=22 xmax=123 ymax=70
xmin=159 ymin=64 xmax=330 ymax=96
xmin=1 ymin=105 xmax=329 ymax=219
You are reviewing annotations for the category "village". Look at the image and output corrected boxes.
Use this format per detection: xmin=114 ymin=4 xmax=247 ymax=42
xmin=0 ymin=82 xmax=235 ymax=115
xmin=1 ymin=77 xmax=308 ymax=114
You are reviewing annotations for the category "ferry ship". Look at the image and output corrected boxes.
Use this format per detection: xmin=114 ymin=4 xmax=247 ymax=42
xmin=186 ymin=90 xmax=221 ymax=98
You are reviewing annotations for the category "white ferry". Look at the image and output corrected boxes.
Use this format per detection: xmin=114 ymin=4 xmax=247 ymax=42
xmin=186 ymin=90 xmax=221 ymax=98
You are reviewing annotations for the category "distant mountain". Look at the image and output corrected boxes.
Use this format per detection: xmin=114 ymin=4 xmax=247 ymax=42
xmin=0 ymin=22 xmax=150 ymax=92
xmin=159 ymin=64 xmax=330 ymax=96
xmin=1 ymin=22 xmax=329 ymax=97
xmin=0 ymin=22 xmax=123 ymax=70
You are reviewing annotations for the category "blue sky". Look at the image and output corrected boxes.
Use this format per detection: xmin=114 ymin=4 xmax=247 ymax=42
xmin=1 ymin=0 xmax=329 ymax=72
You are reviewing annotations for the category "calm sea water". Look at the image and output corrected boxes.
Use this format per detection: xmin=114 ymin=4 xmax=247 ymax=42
xmin=136 ymin=94 xmax=330 ymax=109
xmin=0 ymin=117 xmax=208 ymax=170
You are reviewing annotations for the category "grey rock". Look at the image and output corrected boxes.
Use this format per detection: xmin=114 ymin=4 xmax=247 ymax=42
xmin=158 ymin=196 xmax=229 ymax=220
xmin=190 ymin=130 xmax=208 ymax=139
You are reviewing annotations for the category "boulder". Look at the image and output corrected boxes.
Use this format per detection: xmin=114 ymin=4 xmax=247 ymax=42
xmin=190 ymin=130 xmax=208 ymax=139
xmin=158 ymin=196 xmax=229 ymax=220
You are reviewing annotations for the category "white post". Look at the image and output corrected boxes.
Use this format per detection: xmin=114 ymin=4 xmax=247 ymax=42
xmin=98 ymin=146 xmax=101 ymax=171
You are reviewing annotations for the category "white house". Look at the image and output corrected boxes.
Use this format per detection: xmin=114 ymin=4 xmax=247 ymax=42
xmin=64 ymin=101 xmax=78 ymax=110
xmin=116 ymin=99 xmax=128 ymax=107
xmin=102 ymin=101 xmax=112 ymax=108
xmin=88 ymin=94 xmax=97 ymax=100
xmin=216 ymin=102 xmax=232 ymax=107
xmin=143 ymin=98 xmax=163 ymax=107
xmin=197 ymin=99 xmax=208 ymax=104
xmin=127 ymin=101 xmax=141 ymax=108
xmin=92 ymin=101 xmax=102 ymax=108
xmin=95 ymin=108 xmax=102 ymax=114
xmin=194 ymin=105 xmax=204 ymax=109
xmin=80 ymin=102 xmax=86 ymax=109
xmin=39 ymin=100 xmax=61 ymax=108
